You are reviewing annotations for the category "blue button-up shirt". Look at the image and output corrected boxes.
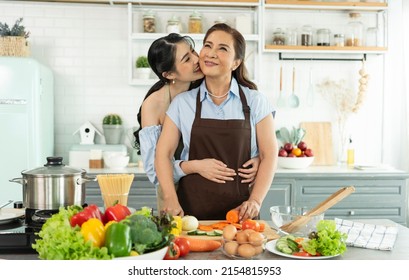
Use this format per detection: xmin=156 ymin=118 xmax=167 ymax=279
xmin=167 ymin=78 xmax=275 ymax=178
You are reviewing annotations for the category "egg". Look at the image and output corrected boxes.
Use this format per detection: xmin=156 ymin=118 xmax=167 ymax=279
xmin=223 ymin=224 xmax=237 ymax=241
xmin=248 ymin=232 xmax=265 ymax=246
xmin=224 ymin=241 xmax=239 ymax=256
xmin=236 ymin=231 xmax=249 ymax=244
xmin=254 ymin=245 xmax=264 ymax=255
xmin=237 ymin=243 xmax=256 ymax=258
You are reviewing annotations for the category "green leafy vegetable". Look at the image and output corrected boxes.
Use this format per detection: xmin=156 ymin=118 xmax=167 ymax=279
xmin=301 ymin=220 xmax=347 ymax=256
xmin=122 ymin=210 xmax=173 ymax=255
xmin=32 ymin=205 xmax=112 ymax=260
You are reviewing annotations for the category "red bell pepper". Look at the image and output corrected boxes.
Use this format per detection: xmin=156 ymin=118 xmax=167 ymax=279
xmin=104 ymin=203 xmax=131 ymax=222
xmin=70 ymin=204 xmax=103 ymax=227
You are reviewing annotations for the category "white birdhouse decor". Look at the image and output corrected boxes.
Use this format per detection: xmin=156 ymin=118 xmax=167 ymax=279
xmin=73 ymin=121 xmax=102 ymax=144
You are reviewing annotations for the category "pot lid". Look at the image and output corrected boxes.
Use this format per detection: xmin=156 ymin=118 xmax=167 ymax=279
xmin=22 ymin=157 xmax=85 ymax=176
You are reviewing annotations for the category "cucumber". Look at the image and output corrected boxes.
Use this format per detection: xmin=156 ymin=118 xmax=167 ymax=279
xmin=187 ymin=230 xmax=198 ymax=235
xmin=281 ymin=247 xmax=293 ymax=255
xmin=195 ymin=230 xmax=207 ymax=235
xmin=213 ymin=230 xmax=223 ymax=236
xmin=287 ymin=238 xmax=300 ymax=252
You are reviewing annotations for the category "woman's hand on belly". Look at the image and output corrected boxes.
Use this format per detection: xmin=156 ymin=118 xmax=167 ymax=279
xmin=185 ymin=158 xmax=237 ymax=183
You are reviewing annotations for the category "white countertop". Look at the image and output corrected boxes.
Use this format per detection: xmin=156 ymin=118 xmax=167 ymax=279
xmin=84 ymin=164 xmax=408 ymax=176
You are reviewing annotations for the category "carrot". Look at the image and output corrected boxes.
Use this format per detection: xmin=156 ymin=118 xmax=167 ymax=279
xmin=184 ymin=237 xmax=221 ymax=252
xmin=198 ymin=224 xmax=214 ymax=231
xmin=226 ymin=209 xmax=239 ymax=224
xmin=209 ymin=222 xmax=230 ymax=230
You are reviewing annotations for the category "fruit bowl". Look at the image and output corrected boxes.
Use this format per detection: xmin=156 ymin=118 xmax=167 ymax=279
xmin=270 ymin=205 xmax=324 ymax=237
xmin=277 ymin=156 xmax=314 ymax=169
xmin=222 ymin=230 xmax=267 ymax=259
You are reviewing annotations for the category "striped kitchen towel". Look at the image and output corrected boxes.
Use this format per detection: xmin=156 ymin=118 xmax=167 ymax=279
xmin=335 ymin=218 xmax=398 ymax=251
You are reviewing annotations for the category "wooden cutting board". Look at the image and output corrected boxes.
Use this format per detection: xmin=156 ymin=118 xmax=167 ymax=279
xmin=180 ymin=220 xmax=280 ymax=241
xmin=300 ymin=122 xmax=335 ymax=166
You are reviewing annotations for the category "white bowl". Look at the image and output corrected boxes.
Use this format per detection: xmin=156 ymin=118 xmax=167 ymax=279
xmin=270 ymin=205 xmax=324 ymax=236
xmin=277 ymin=156 xmax=314 ymax=169
xmin=103 ymin=153 xmax=130 ymax=169
xmin=114 ymin=246 xmax=168 ymax=260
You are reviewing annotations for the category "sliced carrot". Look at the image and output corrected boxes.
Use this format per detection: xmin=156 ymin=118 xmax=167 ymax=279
xmin=198 ymin=224 xmax=214 ymax=231
xmin=209 ymin=222 xmax=230 ymax=229
xmin=184 ymin=237 xmax=222 ymax=252
xmin=226 ymin=209 xmax=240 ymax=224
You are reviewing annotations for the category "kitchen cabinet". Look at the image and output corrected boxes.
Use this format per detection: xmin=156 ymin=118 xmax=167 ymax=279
xmin=263 ymin=0 xmax=388 ymax=60
xmin=127 ymin=0 xmax=261 ymax=85
xmin=86 ymin=166 xmax=408 ymax=226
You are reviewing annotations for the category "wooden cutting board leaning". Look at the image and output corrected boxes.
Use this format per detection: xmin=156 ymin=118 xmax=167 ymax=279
xmin=181 ymin=220 xmax=280 ymax=241
xmin=300 ymin=122 xmax=335 ymax=165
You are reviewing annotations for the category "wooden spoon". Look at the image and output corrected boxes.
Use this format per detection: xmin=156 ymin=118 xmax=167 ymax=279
xmin=280 ymin=186 xmax=356 ymax=234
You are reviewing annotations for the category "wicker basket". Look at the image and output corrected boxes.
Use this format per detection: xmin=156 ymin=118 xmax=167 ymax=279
xmin=0 ymin=36 xmax=30 ymax=57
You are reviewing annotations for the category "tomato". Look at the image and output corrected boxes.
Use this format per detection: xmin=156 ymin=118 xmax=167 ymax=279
xmin=164 ymin=242 xmax=180 ymax=260
xmin=241 ymin=219 xmax=260 ymax=231
xmin=292 ymin=251 xmax=313 ymax=257
xmin=174 ymin=237 xmax=190 ymax=257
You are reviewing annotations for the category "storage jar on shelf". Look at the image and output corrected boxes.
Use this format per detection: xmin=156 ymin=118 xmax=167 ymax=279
xmin=167 ymin=16 xmax=182 ymax=33
xmin=334 ymin=34 xmax=345 ymax=47
xmin=346 ymin=12 xmax=364 ymax=47
xmin=301 ymin=25 xmax=313 ymax=46
xmin=317 ymin=29 xmax=330 ymax=46
xmin=272 ymin=28 xmax=286 ymax=45
xmin=188 ymin=11 xmax=202 ymax=34
xmin=142 ymin=10 xmax=156 ymax=33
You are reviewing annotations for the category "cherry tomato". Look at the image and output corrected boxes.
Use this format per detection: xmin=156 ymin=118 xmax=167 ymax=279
xmin=164 ymin=242 xmax=180 ymax=260
xmin=292 ymin=251 xmax=313 ymax=257
xmin=241 ymin=219 xmax=260 ymax=231
xmin=174 ymin=237 xmax=190 ymax=257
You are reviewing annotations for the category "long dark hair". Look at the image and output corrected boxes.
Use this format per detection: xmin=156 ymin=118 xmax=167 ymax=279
xmin=133 ymin=33 xmax=200 ymax=154
xmin=203 ymin=23 xmax=257 ymax=90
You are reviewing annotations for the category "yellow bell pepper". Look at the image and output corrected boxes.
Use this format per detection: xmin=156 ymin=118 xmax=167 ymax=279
xmin=80 ymin=218 xmax=105 ymax=247
xmin=171 ymin=216 xmax=183 ymax=236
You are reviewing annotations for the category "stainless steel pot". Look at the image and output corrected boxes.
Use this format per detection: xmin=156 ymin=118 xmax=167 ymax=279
xmin=9 ymin=157 xmax=96 ymax=210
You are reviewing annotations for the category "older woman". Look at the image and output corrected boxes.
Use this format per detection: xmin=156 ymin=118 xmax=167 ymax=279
xmin=155 ymin=24 xmax=278 ymax=221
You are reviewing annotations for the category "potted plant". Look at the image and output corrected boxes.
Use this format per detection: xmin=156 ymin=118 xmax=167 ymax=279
xmin=102 ymin=114 xmax=123 ymax=145
xmin=0 ymin=17 xmax=30 ymax=57
xmin=135 ymin=55 xmax=151 ymax=79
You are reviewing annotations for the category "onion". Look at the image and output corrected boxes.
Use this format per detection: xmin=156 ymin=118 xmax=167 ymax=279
xmin=182 ymin=215 xmax=199 ymax=231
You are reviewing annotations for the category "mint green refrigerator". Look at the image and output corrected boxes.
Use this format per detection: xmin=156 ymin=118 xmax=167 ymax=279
xmin=0 ymin=57 xmax=54 ymax=204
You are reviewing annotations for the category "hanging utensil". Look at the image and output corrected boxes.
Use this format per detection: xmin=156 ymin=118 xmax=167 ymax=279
xmin=306 ymin=66 xmax=314 ymax=107
xmin=0 ymin=200 xmax=13 ymax=210
xmin=277 ymin=65 xmax=286 ymax=108
xmin=288 ymin=66 xmax=300 ymax=108
xmin=280 ymin=186 xmax=355 ymax=234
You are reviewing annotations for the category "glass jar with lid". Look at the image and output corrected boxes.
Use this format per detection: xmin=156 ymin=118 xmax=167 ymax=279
xmin=142 ymin=10 xmax=156 ymax=33
xmin=366 ymin=27 xmax=378 ymax=47
xmin=301 ymin=25 xmax=313 ymax=46
xmin=167 ymin=16 xmax=181 ymax=33
xmin=346 ymin=12 xmax=364 ymax=46
xmin=334 ymin=34 xmax=345 ymax=47
xmin=188 ymin=11 xmax=202 ymax=33
xmin=317 ymin=29 xmax=331 ymax=46
xmin=272 ymin=28 xmax=286 ymax=45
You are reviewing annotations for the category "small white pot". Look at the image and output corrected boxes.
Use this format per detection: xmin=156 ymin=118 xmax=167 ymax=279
xmin=135 ymin=68 xmax=152 ymax=79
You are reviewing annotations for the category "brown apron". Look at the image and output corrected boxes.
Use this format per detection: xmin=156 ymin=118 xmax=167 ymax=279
xmin=177 ymin=86 xmax=251 ymax=220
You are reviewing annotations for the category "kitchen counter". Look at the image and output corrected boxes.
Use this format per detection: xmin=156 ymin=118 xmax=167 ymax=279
xmin=86 ymin=165 xmax=409 ymax=177
xmin=1 ymin=219 xmax=408 ymax=260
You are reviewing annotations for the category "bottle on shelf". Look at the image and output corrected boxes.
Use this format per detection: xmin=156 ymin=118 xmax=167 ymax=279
xmin=366 ymin=27 xmax=379 ymax=47
xmin=346 ymin=12 xmax=364 ymax=47
xmin=347 ymin=137 xmax=355 ymax=167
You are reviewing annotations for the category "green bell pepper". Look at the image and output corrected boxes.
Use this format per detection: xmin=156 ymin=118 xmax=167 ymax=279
xmin=105 ymin=222 xmax=132 ymax=257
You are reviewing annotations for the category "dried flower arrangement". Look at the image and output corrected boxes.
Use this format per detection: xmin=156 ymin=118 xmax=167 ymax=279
xmin=317 ymin=61 xmax=369 ymax=163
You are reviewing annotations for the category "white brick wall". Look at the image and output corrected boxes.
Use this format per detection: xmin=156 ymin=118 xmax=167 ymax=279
xmin=1 ymin=0 xmax=146 ymax=162
xmin=1 ymin=0 xmax=401 ymax=168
